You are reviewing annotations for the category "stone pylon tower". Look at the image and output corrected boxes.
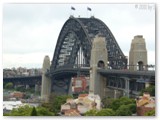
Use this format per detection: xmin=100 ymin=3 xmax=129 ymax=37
xmin=89 ymin=35 xmax=108 ymax=98
xmin=129 ymin=35 xmax=147 ymax=71
xmin=41 ymin=55 xmax=51 ymax=103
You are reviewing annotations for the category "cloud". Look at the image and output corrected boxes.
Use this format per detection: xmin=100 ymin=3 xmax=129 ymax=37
xmin=3 ymin=18 xmax=64 ymax=54
xmin=2 ymin=3 xmax=155 ymax=68
xmin=3 ymin=52 xmax=53 ymax=68
xmin=113 ymin=23 xmax=155 ymax=52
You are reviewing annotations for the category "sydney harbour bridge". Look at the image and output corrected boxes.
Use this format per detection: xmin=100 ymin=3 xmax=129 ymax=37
xmin=4 ymin=16 xmax=155 ymax=98
xmin=51 ymin=16 xmax=127 ymax=70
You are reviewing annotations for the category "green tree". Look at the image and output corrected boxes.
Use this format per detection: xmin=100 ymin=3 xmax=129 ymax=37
xmin=4 ymin=105 xmax=55 ymax=116
xmin=85 ymin=109 xmax=98 ymax=116
xmin=41 ymin=93 xmax=73 ymax=115
xmin=15 ymin=86 xmax=25 ymax=92
xmin=5 ymin=82 xmax=13 ymax=89
xmin=36 ymin=106 xmax=55 ymax=116
xmin=128 ymin=104 xmax=136 ymax=114
xmin=4 ymin=105 xmax=32 ymax=116
xmin=140 ymin=85 xmax=155 ymax=96
xmin=30 ymin=107 xmax=37 ymax=116
xmin=116 ymin=105 xmax=132 ymax=116
xmin=119 ymin=97 xmax=135 ymax=105
xmin=109 ymin=97 xmax=135 ymax=111
xmin=51 ymin=95 xmax=73 ymax=114
xmin=96 ymin=108 xmax=115 ymax=116
xmin=109 ymin=99 xmax=120 ymax=111
xmin=144 ymin=109 xmax=155 ymax=116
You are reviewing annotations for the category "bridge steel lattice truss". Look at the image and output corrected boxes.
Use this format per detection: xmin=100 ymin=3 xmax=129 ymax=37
xmin=50 ymin=16 xmax=128 ymax=94
xmin=50 ymin=16 xmax=127 ymax=72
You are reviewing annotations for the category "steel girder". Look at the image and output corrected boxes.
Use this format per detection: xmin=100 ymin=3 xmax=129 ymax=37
xmin=50 ymin=17 xmax=127 ymax=74
xmin=107 ymin=76 xmax=145 ymax=92
xmin=78 ymin=17 xmax=127 ymax=69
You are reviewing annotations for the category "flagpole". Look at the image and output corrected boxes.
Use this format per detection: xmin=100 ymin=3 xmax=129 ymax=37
xmin=87 ymin=7 xmax=92 ymax=18
xmin=71 ymin=6 xmax=76 ymax=17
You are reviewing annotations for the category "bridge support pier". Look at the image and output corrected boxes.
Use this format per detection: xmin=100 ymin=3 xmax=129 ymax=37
xmin=41 ymin=56 xmax=51 ymax=103
xmin=89 ymin=35 xmax=108 ymax=99
xmin=124 ymin=77 xmax=130 ymax=97
xmin=129 ymin=35 xmax=148 ymax=71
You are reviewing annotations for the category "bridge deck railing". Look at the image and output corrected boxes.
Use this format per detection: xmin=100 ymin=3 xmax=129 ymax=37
xmin=55 ymin=64 xmax=90 ymax=69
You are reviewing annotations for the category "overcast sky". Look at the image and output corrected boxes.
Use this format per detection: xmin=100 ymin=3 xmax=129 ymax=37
xmin=2 ymin=3 xmax=155 ymax=68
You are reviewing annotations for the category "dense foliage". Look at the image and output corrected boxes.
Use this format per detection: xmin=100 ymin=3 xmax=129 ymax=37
xmin=4 ymin=105 xmax=32 ymax=116
xmin=140 ymin=85 xmax=155 ymax=96
xmin=144 ymin=109 xmax=155 ymax=116
xmin=96 ymin=109 xmax=115 ymax=116
xmin=4 ymin=94 xmax=137 ymax=116
xmin=85 ymin=109 xmax=98 ymax=116
xmin=4 ymin=105 xmax=55 ymax=116
xmin=85 ymin=97 xmax=136 ymax=116
xmin=5 ymin=82 xmax=13 ymax=89
xmin=128 ymin=104 xmax=136 ymax=113
xmin=36 ymin=106 xmax=55 ymax=116
xmin=30 ymin=107 xmax=37 ymax=116
xmin=41 ymin=93 xmax=73 ymax=115
xmin=116 ymin=105 xmax=132 ymax=116
xmin=107 ymin=97 xmax=136 ymax=111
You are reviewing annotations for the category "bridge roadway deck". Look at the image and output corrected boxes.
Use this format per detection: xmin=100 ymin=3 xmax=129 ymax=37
xmin=97 ymin=69 xmax=155 ymax=77
xmin=51 ymin=67 xmax=155 ymax=77
xmin=50 ymin=67 xmax=90 ymax=79
xmin=3 ymin=68 xmax=155 ymax=82
xmin=3 ymin=75 xmax=42 ymax=84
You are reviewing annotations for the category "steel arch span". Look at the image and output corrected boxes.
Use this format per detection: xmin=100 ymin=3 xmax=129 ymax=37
xmin=51 ymin=16 xmax=127 ymax=73
xmin=50 ymin=16 xmax=127 ymax=94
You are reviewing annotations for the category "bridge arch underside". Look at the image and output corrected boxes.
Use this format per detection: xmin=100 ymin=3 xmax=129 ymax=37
xmin=50 ymin=68 xmax=89 ymax=94
xmin=50 ymin=17 xmax=127 ymax=94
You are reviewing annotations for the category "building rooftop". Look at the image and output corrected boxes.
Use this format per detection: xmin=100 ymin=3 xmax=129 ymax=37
xmin=64 ymin=109 xmax=80 ymax=116
xmin=78 ymin=94 xmax=88 ymax=98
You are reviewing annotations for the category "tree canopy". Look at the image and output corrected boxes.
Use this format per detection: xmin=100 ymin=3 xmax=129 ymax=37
xmin=85 ymin=109 xmax=98 ymax=116
xmin=108 ymin=97 xmax=135 ymax=111
xmin=96 ymin=108 xmax=115 ymax=116
xmin=140 ymin=85 xmax=155 ymax=96
xmin=4 ymin=105 xmax=32 ymax=116
xmin=144 ymin=109 xmax=155 ymax=116
xmin=116 ymin=105 xmax=132 ymax=116
xmin=4 ymin=105 xmax=55 ymax=116
xmin=36 ymin=106 xmax=55 ymax=116
xmin=41 ymin=93 xmax=73 ymax=115
xmin=5 ymin=82 xmax=13 ymax=89
xmin=101 ymin=96 xmax=136 ymax=116
xmin=30 ymin=107 xmax=37 ymax=116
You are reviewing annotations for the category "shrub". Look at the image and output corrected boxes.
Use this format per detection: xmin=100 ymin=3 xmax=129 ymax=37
xmin=144 ymin=109 xmax=155 ymax=116
xmin=116 ymin=105 xmax=132 ymax=116
xmin=96 ymin=108 xmax=115 ymax=116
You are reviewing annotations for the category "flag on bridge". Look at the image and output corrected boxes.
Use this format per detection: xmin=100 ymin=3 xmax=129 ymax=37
xmin=71 ymin=6 xmax=75 ymax=10
xmin=87 ymin=7 xmax=92 ymax=11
